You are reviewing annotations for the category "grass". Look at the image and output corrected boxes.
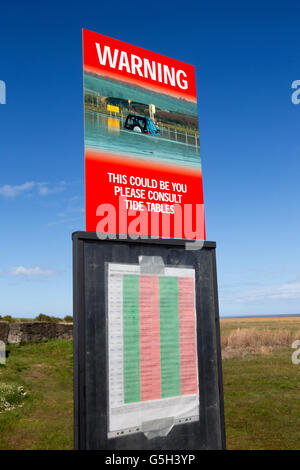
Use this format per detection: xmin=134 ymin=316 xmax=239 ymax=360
xmin=221 ymin=317 xmax=300 ymax=449
xmin=0 ymin=339 xmax=73 ymax=450
xmin=222 ymin=348 xmax=300 ymax=449
xmin=0 ymin=317 xmax=299 ymax=449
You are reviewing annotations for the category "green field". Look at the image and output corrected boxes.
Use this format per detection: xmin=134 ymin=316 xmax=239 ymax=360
xmin=0 ymin=339 xmax=73 ymax=450
xmin=0 ymin=317 xmax=299 ymax=450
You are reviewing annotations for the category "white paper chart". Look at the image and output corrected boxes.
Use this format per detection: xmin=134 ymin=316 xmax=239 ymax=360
xmin=107 ymin=263 xmax=199 ymax=438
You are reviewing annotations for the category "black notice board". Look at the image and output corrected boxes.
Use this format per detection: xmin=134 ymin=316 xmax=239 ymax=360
xmin=73 ymin=231 xmax=226 ymax=450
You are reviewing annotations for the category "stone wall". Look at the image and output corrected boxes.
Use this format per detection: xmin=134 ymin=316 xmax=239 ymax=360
xmin=0 ymin=321 xmax=73 ymax=344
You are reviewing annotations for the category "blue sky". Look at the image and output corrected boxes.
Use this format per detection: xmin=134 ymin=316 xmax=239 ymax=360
xmin=0 ymin=1 xmax=299 ymax=317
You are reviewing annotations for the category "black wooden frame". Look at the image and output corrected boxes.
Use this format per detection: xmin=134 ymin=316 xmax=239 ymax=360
xmin=73 ymin=231 xmax=226 ymax=450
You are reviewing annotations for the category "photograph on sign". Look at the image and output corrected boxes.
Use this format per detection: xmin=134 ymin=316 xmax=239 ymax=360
xmin=83 ymin=29 xmax=205 ymax=239
xmin=107 ymin=262 xmax=199 ymax=439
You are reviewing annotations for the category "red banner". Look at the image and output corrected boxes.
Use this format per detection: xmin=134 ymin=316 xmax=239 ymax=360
xmin=83 ymin=29 xmax=205 ymax=240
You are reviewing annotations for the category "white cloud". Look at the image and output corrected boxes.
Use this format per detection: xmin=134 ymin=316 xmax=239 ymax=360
xmin=47 ymin=195 xmax=84 ymax=226
xmin=0 ymin=181 xmax=67 ymax=198
xmin=10 ymin=266 xmax=57 ymax=277
xmin=47 ymin=216 xmax=83 ymax=227
xmin=57 ymin=207 xmax=84 ymax=217
xmin=37 ymin=181 xmax=67 ymax=196
xmin=221 ymin=281 xmax=300 ymax=303
xmin=0 ymin=182 xmax=35 ymax=198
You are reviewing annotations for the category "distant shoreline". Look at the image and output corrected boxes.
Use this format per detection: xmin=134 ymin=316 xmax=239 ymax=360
xmin=221 ymin=313 xmax=300 ymax=319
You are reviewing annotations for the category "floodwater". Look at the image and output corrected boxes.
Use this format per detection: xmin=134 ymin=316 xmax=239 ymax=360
xmin=84 ymin=111 xmax=201 ymax=169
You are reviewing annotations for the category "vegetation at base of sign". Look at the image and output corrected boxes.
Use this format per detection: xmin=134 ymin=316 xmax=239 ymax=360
xmin=0 ymin=314 xmax=73 ymax=323
xmin=0 ymin=339 xmax=73 ymax=450
xmin=0 ymin=318 xmax=299 ymax=449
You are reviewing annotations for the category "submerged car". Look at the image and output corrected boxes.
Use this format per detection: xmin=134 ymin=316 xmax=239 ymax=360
xmin=124 ymin=114 xmax=160 ymax=135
